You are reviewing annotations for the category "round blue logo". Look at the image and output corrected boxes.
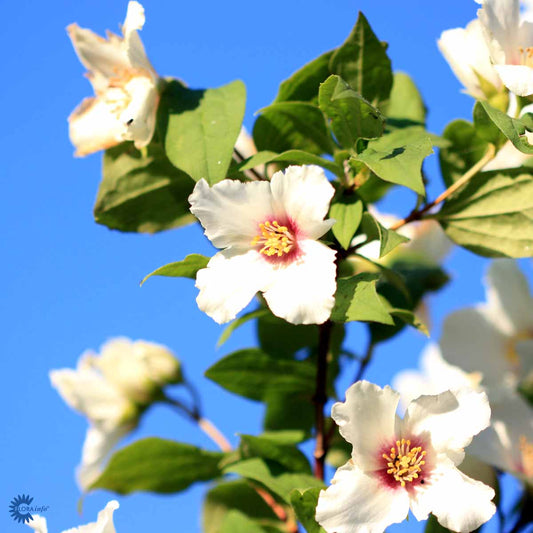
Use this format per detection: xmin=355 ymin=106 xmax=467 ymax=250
xmin=9 ymin=494 xmax=34 ymax=524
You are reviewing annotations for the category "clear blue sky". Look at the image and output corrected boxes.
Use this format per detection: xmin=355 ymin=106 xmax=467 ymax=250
xmin=1 ymin=0 xmax=531 ymax=531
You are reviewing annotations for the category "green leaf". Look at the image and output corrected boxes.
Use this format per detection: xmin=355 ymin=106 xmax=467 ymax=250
xmin=425 ymin=514 xmax=453 ymax=533
xmin=318 ymin=75 xmax=384 ymax=149
xmin=329 ymin=12 xmax=393 ymax=105
xmin=239 ymin=150 xmax=343 ymax=177
xmin=218 ymin=309 xmax=269 ymax=347
xmin=290 ymin=488 xmax=326 ymax=533
xmin=389 ymin=308 xmax=429 ymax=336
xmin=386 ymin=72 xmax=426 ymax=128
xmin=478 ymin=100 xmax=533 ymax=154
xmin=220 ymin=511 xmax=269 ymax=533
xmin=276 ymin=50 xmax=335 ymax=103
xmin=359 ymin=212 xmax=410 ymax=258
xmin=331 ymin=273 xmax=394 ymax=324
xmin=161 ymin=79 xmax=246 ymax=185
xmin=240 ymin=434 xmax=311 ymax=474
xmin=203 ymin=480 xmax=282 ymax=533
xmin=96 ymin=142 xmax=195 ymax=233
xmin=436 ymin=168 xmax=533 ymax=257
xmin=205 ymin=349 xmax=316 ymax=401
xmin=225 ymin=458 xmax=324 ymax=504
xmin=263 ymin=392 xmax=314 ymax=435
xmin=473 ymin=101 xmax=507 ymax=146
xmin=140 ymin=254 xmax=209 ymax=286
xmin=353 ymin=128 xmax=433 ymax=195
xmin=253 ymin=102 xmax=333 ymax=155
xmin=439 ymin=119 xmax=488 ymax=188
xmin=330 ymin=194 xmax=364 ymax=249
xmin=90 ymin=438 xmax=224 ymax=494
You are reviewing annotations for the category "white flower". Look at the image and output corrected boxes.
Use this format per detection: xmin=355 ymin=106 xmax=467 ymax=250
xmin=68 ymin=1 xmax=159 ymax=156
xmin=315 ymin=381 xmax=496 ymax=533
xmin=477 ymin=0 xmax=533 ymax=96
xmin=188 ymin=165 xmax=337 ymax=325
xmin=440 ymin=260 xmax=533 ymax=394
xmin=438 ymin=19 xmax=503 ymax=100
xmin=27 ymin=501 xmax=119 ymax=533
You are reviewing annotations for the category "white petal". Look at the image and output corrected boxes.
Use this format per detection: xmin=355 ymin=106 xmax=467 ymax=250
xmin=189 ymin=179 xmax=273 ymax=249
xmin=196 ymin=249 xmax=272 ymax=324
xmin=262 ymin=240 xmax=336 ymax=325
xmin=402 ymin=220 xmax=452 ymax=265
xmin=122 ymin=2 xmax=155 ymax=75
xmin=77 ymin=425 xmax=132 ymax=490
xmin=483 ymin=139 xmax=530 ymax=170
xmin=64 ymin=500 xmax=119 ymax=533
xmin=49 ymin=366 xmax=133 ymax=430
xmin=403 ymin=389 xmax=491 ymax=463
xmin=26 ymin=516 xmax=48 ymax=533
xmin=440 ymin=307 xmax=510 ymax=388
xmin=67 ymin=24 xmax=129 ymax=92
xmin=68 ymin=95 xmax=127 ymax=157
xmin=494 ymin=64 xmax=533 ymax=96
xmin=316 ymin=461 xmax=410 ymax=533
xmin=410 ymin=465 xmax=495 ymax=532
xmin=270 ymin=165 xmax=335 ymax=239
xmin=484 ymin=260 xmax=533 ymax=335
xmin=331 ymin=381 xmax=399 ymax=471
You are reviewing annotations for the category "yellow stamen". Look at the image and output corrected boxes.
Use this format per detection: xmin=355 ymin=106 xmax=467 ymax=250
xmin=252 ymin=220 xmax=295 ymax=257
xmin=382 ymin=439 xmax=427 ymax=487
xmin=518 ymin=46 xmax=533 ymax=68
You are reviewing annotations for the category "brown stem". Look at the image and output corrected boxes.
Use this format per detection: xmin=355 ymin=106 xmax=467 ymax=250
xmin=253 ymin=485 xmax=299 ymax=533
xmin=313 ymin=321 xmax=333 ymax=480
xmin=353 ymin=343 xmax=374 ymax=384
xmin=197 ymin=417 xmax=232 ymax=452
xmin=389 ymin=143 xmax=497 ymax=232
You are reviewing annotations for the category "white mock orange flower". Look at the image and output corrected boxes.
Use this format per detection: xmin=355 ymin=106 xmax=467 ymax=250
xmin=68 ymin=1 xmax=159 ymax=156
xmin=315 ymin=381 xmax=496 ymax=533
xmin=27 ymin=501 xmax=119 ymax=533
xmin=477 ymin=0 xmax=533 ymax=96
xmin=189 ymin=165 xmax=337 ymax=325
xmin=438 ymin=19 xmax=503 ymax=100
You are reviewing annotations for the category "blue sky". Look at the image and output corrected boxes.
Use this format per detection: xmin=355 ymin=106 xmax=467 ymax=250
xmin=1 ymin=0 xmax=531 ymax=531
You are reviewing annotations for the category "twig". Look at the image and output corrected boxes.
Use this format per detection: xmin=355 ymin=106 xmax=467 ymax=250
xmin=197 ymin=417 xmax=232 ymax=452
xmin=233 ymin=147 xmax=264 ymax=181
xmin=353 ymin=342 xmax=375 ymax=384
xmin=313 ymin=321 xmax=333 ymax=480
xmin=253 ymin=484 xmax=299 ymax=533
xmin=389 ymin=143 xmax=497 ymax=232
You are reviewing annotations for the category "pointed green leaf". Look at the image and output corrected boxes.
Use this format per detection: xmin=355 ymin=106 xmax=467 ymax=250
xmin=140 ymin=254 xmax=209 ymax=286
xmin=478 ymin=100 xmax=533 ymax=154
xmin=263 ymin=391 xmax=314 ymax=435
xmin=290 ymin=488 xmax=326 ymax=533
xmin=224 ymin=458 xmax=324 ymax=504
xmin=473 ymin=101 xmax=507 ymax=146
xmin=331 ymin=273 xmax=394 ymax=324
xmin=96 ymin=142 xmax=195 ymax=233
xmin=162 ymin=79 xmax=246 ymax=185
xmin=221 ymin=511 xmax=268 ymax=533
xmin=217 ymin=309 xmax=269 ymax=347
xmin=386 ymin=72 xmax=426 ymax=128
xmin=330 ymin=194 xmax=364 ymax=249
xmin=276 ymin=50 xmax=335 ymax=103
xmin=90 ymin=438 xmax=224 ymax=494
xmin=353 ymin=128 xmax=432 ymax=195
xmin=253 ymin=102 xmax=333 ymax=155
xmin=319 ymin=75 xmax=385 ymax=148
xmin=203 ymin=480 xmax=282 ymax=533
xmin=239 ymin=150 xmax=343 ymax=177
xmin=329 ymin=12 xmax=393 ymax=105
xmin=436 ymin=168 xmax=533 ymax=257
xmin=205 ymin=349 xmax=316 ymax=401
xmin=359 ymin=212 xmax=410 ymax=258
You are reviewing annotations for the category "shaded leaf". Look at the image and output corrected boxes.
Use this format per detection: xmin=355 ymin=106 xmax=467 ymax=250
xmin=141 ymin=254 xmax=209 ymax=286
xmin=220 ymin=511 xmax=269 ymax=533
xmin=218 ymin=308 xmax=269 ymax=347
xmin=386 ymin=72 xmax=426 ymax=128
xmin=359 ymin=212 xmax=410 ymax=258
xmin=330 ymin=194 xmax=364 ymax=250
xmin=290 ymin=488 xmax=326 ymax=533
xmin=162 ymin=79 xmax=246 ymax=185
xmin=96 ymin=142 xmax=195 ymax=233
xmin=91 ymin=438 xmax=223 ymax=494
xmin=473 ymin=101 xmax=507 ymax=146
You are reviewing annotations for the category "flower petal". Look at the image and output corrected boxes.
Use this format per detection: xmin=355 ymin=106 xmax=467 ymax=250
xmin=189 ymin=179 xmax=273 ymax=249
xmin=331 ymin=381 xmax=399 ymax=471
xmin=409 ymin=465 xmax=495 ymax=532
xmin=122 ymin=1 xmax=155 ymax=76
xmin=494 ymin=64 xmax=533 ymax=96
xmin=68 ymin=95 xmax=127 ymax=157
xmin=77 ymin=424 xmax=132 ymax=490
xmin=270 ymin=165 xmax=335 ymax=239
xmin=484 ymin=260 xmax=533 ymax=335
xmin=483 ymin=139 xmax=530 ymax=171
xmin=26 ymin=515 xmax=48 ymax=533
xmin=403 ymin=389 xmax=491 ymax=463
xmin=196 ymin=249 xmax=272 ymax=324
xmin=63 ymin=500 xmax=120 ymax=533
xmin=316 ymin=460 xmax=410 ymax=533
xmin=262 ymin=240 xmax=336 ymax=325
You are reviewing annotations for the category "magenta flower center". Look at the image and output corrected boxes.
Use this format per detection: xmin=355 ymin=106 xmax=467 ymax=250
xmin=382 ymin=438 xmax=427 ymax=487
xmin=252 ymin=218 xmax=299 ymax=260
